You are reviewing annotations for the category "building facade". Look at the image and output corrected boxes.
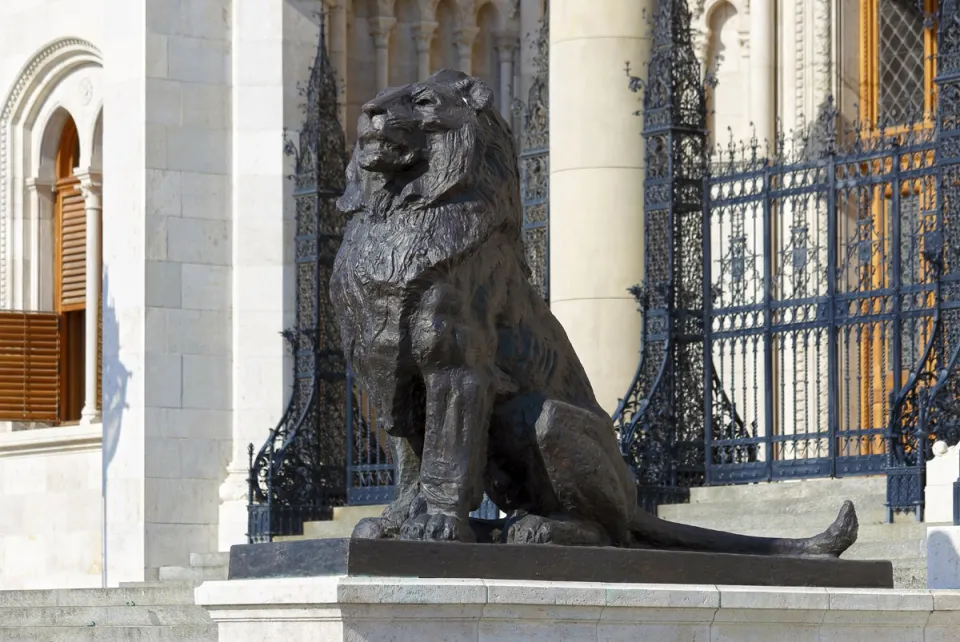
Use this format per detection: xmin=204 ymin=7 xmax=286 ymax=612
xmin=0 ymin=0 xmax=949 ymax=589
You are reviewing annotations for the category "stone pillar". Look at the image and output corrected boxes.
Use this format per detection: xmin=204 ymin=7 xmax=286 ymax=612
xmin=496 ymin=35 xmax=516 ymax=118
xmin=456 ymin=26 xmax=479 ymax=74
xmin=24 ymin=178 xmax=55 ymax=311
xmin=749 ymin=0 xmax=775 ymax=144
xmin=370 ymin=16 xmax=396 ymax=90
xmin=549 ymin=0 xmax=651 ymax=412
xmin=75 ymin=170 xmax=102 ymax=425
xmin=414 ymin=21 xmax=438 ymax=81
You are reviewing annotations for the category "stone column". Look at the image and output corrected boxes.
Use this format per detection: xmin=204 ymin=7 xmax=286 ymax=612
xmin=75 ymin=170 xmax=102 ymax=425
xmin=370 ymin=16 xmax=396 ymax=90
xmin=549 ymin=0 xmax=652 ymax=412
xmin=456 ymin=26 xmax=479 ymax=74
xmin=24 ymin=178 xmax=55 ymax=311
xmin=414 ymin=21 xmax=438 ymax=80
xmin=330 ymin=0 xmax=349 ymax=127
xmin=496 ymin=34 xmax=516 ymax=118
xmin=749 ymin=0 xmax=775 ymax=145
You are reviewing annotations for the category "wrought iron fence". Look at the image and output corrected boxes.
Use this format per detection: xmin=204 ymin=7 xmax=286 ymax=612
xmin=615 ymin=0 xmax=960 ymax=521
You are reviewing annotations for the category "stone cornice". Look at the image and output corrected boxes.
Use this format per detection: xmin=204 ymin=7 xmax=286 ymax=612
xmin=0 ymin=423 xmax=102 ymax=458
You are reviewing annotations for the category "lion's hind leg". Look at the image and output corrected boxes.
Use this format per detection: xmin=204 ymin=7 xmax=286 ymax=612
xmin=530 ymin=400 xmax=640 ymax=547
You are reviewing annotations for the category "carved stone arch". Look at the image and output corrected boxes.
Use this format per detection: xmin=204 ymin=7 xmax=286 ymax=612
xmin=489 ymin=0 xmax=520 ymax=33
xmin=693 ymin=0 xmax=745 ymax=64
xmin=0 ymin=38 xmax=102 ymax=309
xmin=418 ymin=0 xmax=443 ymax=21
xmin=375 ymin=0 xmax=397 ymax=16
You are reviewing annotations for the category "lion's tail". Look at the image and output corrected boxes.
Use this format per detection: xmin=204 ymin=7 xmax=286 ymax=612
xmin=628 ymin=500 xmax=858 ymax=557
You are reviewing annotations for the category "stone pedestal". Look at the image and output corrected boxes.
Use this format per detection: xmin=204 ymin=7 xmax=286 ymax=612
xmin=225 ymin=538 xmax=893 ymax=589
xmin=196 ymin=576 xmax=960 ymax=641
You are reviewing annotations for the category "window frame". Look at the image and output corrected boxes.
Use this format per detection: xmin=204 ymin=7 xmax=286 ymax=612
xmin=859 ymin=0 xmax=938 ymax=129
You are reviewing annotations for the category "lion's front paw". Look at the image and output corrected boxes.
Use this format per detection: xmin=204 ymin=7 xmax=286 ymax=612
xmin=506 ymin=514 xmax=554 ymax=544
xmin=352 ymin=517 xmax=387 ymax=539
xmin=399 ymin=512 xmax=476 ymax=543
xmin=507 ymin=514 xmax=610 ymax=547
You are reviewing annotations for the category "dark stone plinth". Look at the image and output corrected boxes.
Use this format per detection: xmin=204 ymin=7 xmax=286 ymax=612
xmin=227 ymin=538 xmax=893 ymax=589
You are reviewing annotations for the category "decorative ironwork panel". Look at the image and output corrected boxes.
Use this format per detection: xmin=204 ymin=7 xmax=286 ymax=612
xmin=247 ymin=11 xmax=350 ymax=543
xmin=887 ymin=0 xmax=960 ymax=520
xmin=345 ymin=367 xmax=396 ymax=505
xmin=614 ymin=0 xmax=710 ymax=500
xmin=514 ymin=2 xmax=551 ymax=303
xmin=617 ymin=0 xmax=960 ymax=520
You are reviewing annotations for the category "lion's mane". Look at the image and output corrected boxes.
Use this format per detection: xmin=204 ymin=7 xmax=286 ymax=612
xmin=335 ymin=75 xmax=525 ymax=276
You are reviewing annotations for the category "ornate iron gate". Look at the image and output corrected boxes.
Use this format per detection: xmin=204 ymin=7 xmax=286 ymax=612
xmin=615 ymin=0 xmax=960 ymax=520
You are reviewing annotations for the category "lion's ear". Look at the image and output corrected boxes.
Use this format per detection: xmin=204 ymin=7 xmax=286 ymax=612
xmin=454 ymin=76 xmax=495 ymax=112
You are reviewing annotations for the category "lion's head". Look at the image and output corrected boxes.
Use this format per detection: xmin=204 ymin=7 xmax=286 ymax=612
xmin=338 ymin=69 xmax=520 ymax=226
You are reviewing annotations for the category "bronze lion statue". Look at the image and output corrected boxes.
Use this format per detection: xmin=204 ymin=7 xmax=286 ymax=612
xmin=330 ymin=69 xmax=858 ymax=556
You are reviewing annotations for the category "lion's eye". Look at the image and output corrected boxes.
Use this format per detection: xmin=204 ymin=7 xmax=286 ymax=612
xmin=413 ymin=95 xmax=435 ymax=107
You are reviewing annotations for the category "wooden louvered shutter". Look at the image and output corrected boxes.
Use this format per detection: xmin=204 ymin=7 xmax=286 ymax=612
xmin=56 ymin=176 xmax=86 ymax=311
xmin=0 ymin=312 xmax=60 ymax=422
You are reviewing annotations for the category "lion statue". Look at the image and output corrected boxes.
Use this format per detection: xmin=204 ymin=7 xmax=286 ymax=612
xmin=330 ymin=69 xmax=858 ymax=556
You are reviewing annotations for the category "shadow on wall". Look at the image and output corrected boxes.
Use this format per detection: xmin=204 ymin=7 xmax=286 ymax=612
xmin=101 ymin=270 xmax=130 ymax=472
xmin=100 ymin=270 xmax=131 ymax=585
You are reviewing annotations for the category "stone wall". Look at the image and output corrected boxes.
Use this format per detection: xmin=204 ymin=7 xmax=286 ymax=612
xmin=0 ymin=426 xmax=102 ymax=589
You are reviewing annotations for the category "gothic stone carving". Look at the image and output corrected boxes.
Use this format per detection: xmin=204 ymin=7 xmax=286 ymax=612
xmin=330 ymin=70 xmax=859 ymax=556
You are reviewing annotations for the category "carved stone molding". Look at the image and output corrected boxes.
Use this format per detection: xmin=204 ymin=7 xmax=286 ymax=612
xmin=413 ymin=21 xmax=439 ymax=52
xmin=456 ymin=25 xmax=480 ymax=50
xmin=75 ymin=170 xmax=103 ymax=210
xmin=496 ymin=33 xmax=518 ymax=61
xmin=812 ymin=0 xmax=832 ymax=102
xmin=369 ymin=16 xmax=397 ymax=49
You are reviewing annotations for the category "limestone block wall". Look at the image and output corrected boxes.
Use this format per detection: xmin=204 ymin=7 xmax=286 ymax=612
xmin=217 ymin=0 xmax=319 ymax=551
xmin=0 ymin=427 xmax=102 ymax=589
xmin=101 ymin=0 xmax=234 ymax=584
xmin=140 ymin=0 xmax=234 ymax=576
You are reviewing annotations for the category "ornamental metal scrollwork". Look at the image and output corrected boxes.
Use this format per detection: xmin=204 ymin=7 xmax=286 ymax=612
xmin=247 ymin=11 xmax=350 ymax=543
xmin=513 ymin=1 xmax=550 ymax=303
xmin=613 ymin=0 xmax=711 ymax=507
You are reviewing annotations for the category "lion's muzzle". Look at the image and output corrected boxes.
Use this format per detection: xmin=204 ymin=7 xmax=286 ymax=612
xmin=356 ymin=114 xmax=422 ymax=172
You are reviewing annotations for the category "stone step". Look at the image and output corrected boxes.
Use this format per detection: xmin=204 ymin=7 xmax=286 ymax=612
xmin=686 ymin=477 xmax=886 ymax=504
xmin=117 ymin=582 xmax=199 ymax=590
xmin=0 ymin=588 xmax=197 ymax=608
xmin=660 ymin=494 xmax=888 ymax=522
xmin=331 ymin=504 xmax=387 ymax=523
xmin=893 ymin=559 xmax=927 ymax=589
xmin=157 ymin=565 xmax=228 ymax=584
xmin=844 ymin=538 xmax=927 ymax=561
xmin=0 ymin=624 xmax=217 ymax=641
xmin=189 ymin=552 xmax=229 ymax=569
xmin=0 ymin=605 xmax=211 ymax=628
